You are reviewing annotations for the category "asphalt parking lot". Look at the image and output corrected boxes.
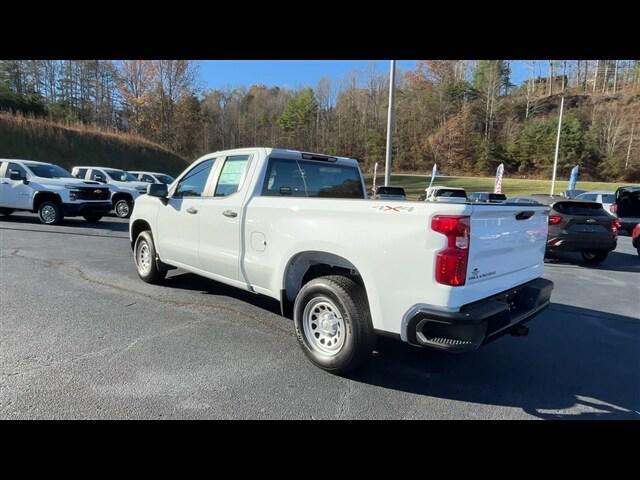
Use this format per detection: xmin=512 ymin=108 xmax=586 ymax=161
xmin=1 ymin=212 xmax=639 ymax=419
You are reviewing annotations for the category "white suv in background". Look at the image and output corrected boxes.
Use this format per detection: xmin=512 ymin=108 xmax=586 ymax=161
xmin=129 ymin=171 xmax=175 ymax=185
xmin=71 ymin=166 xmax=149 ymax=218
xmin=0 ymin=159 xmax=112 ymax=225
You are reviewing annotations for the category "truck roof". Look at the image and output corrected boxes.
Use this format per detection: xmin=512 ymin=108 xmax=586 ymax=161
xmin=201 ymin=148 xmax=359 ymax=167
xmin=0 ymin=159 xmax=51 ymax=165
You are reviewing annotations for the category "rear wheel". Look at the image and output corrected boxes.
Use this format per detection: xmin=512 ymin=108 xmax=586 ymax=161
xmin=114 ymin=198 xmax=132 ymax=219
xmin=581 ymin=250 xmax=608 ymax=265
xmin=293 ymin=275 xmax=375 ymax=375
xmin=134 ymin=230 xmax=166 ymax=284
xmin=38 ymin=201 xmax=63 ymax=225
xmin=83 ymin=214 xmax=103 ymax=222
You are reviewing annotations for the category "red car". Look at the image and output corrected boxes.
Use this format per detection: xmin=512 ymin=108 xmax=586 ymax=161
xmin=632 ymin=223 xmax=640 ymax=257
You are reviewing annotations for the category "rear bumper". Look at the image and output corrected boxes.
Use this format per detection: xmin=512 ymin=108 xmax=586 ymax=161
xmin=61 ymin=202 xmax=112 ymax=216
xmin=546 ymin=234 xmax=617 ymax=253
xmin=401 ymin=278 xmax=553 ymax=353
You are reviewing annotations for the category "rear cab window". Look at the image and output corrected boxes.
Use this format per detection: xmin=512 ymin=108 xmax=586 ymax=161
xmin=262 ymin=158 xmax=364 ymax=199
xmin=554 ymin=202 xmax=607 ymax=216
xmin=435 ymin=189 xmax=467 ymax=198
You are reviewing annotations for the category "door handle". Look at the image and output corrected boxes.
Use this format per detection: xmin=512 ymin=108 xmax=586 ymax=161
xmin=222 ymin=210 xmax=237 ymax=218
xmin=1 ymin=182 xmax=8 ymax=185
xmin=186 ymin=207 xmax=198 ymax=214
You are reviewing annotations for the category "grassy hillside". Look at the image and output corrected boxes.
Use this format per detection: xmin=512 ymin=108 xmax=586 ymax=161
xmin=365 ymin=174 xmax=629 ymax=200
xmin=0 ymin=113 xmax=189 ymax=176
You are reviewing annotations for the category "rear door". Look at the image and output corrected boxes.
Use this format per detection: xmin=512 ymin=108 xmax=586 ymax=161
xmin=466 ymin=204 xmax=549 ymax=293
xmin=197 ymin=154 xmax=253 ymax=282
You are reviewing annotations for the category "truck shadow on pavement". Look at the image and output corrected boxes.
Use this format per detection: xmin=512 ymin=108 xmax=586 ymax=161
xmin=350 ymin=303 xmax=640 ymax=420
xmin=159 ymin=271 xmax=639 ymax=419
xmin=164 ymin=271 xmax=282 ymax=315
xmin=545 ymin=251 xmax=640 ymax=273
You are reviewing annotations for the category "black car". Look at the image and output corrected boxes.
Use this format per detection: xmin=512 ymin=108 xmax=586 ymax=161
xmin=373 ymin=185 xmax=406 ymax=200
xmin=512 ymin=194 xmax=619 ymax=265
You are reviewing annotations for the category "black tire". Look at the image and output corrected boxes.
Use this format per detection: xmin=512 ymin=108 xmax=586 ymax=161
xmin=581 ymin=250 xmax=608 ymax=265
xmin=293 ymin=275 xmax=375 ymax=375
xmin=0 ymin=208 xmax=14 ymax=216
xmin=114 ymin=198 xmax=132 ymax=219
xmin=134 ymin=230 xmax=166 ymax=284
xmin=83 ymin=214 xmax=103 ymax=222
xmin=37 ymin=201 xmax=63 ymax=225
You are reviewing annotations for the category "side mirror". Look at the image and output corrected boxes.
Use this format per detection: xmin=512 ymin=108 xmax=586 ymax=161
xmin=148 ymin=183 xmax=168 ymax=198
xmin=94 ymin=175 xmax=106 ymax=183
xmin=9 ymin=170 xmax=25 ymax=181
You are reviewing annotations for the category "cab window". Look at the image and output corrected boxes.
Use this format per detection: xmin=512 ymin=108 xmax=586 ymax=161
xmin=214 ymin=155 xmax=250 ymax=197
xmin=6 ymin=162 xmax=27 ymax=178
xmin=141 ymin=174 xmax=155 ymax=183
xmin=173 ymin=159 xmax=215 ymax=198
xmin=74 ymin=168 xmax=88 ymax=179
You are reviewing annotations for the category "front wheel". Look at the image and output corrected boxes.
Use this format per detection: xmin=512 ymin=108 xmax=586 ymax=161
xmin=83 ymin=214 xmax=103 ymax=222
xmin=581 ymin=250 xmax=608 ymax=265
xmin=134 ymin=230 xmax=166 ymax=284
xmin=114 ymin=199 xmax=132 ymax=218
xmin=38 ymin=201 xmax=63 ymax=225
xmin=294 ymin=275 xmax=375 ymax=375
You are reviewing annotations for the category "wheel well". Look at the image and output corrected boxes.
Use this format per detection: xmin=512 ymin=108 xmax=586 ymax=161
xmin=33 ymin=192 xmax=62 ymax=211
xmin=112 ymin=192 xmax=133 ymax=205
xmin=283 ymin=251 xmax=365 ymax=304
xmin=130 ymin=219 xmax=151 ymax=249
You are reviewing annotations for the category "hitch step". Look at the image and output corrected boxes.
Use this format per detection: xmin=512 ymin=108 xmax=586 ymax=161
xmin=509 ymin=324 xmax=529 ymax=337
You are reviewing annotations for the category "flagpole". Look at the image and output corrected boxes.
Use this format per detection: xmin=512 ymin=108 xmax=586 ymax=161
xmin=384 ymin=60 xmax=396 ymax=187
xmin=550 ymin=95 xmax=565 ymax=195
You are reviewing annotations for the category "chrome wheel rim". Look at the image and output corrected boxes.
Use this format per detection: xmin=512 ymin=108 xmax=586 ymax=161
xmin=136 ymin=240 xmax=152 ymax=275
xmin=41 ymin=205 xmax=57 ymax=223
xmin=116 ymin=201 xmax=129 ymax=217
xmin=302 ymin=297 xmax=346 ymax=356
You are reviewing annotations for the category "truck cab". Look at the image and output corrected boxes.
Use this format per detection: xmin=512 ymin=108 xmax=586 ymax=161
xmin=0 ymin=159 xmax=112 ymax=225
xmin=71 ymin=166 xmax=149 ymax=218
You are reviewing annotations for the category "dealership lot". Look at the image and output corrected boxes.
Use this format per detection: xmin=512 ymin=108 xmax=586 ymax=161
xmin=1 ymin=213 xmax=639 ymax=419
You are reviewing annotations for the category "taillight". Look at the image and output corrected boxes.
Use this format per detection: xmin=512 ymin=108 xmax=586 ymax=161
xmin=610 ymin=203 xmax=617 ymax=214
xmin=611 ymin=219 xmax=621 ymax=236
xmin=548 ymin=215 xmax=562 ymax=225
xmin=431 ymin=215 xmax=470 ymax=286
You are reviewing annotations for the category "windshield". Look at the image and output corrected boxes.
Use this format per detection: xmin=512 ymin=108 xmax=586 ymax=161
xmin=24 ymin=163 xmax=73 ymax=179
xmin=104 ymin=169 xmax=138 ymax=182
xmin=156 ymin=174 xmax=175 ymax=184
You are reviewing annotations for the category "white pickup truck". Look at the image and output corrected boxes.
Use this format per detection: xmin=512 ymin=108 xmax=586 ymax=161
xmin=0 ymin=159 xmax=112 ymax=224
xmin=71 ymin=166 xmax=149 ymax=218
xmin=129 ymin=148 xmax=553 ymax=374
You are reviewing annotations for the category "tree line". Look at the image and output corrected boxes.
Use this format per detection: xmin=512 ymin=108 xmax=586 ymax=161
xmin=1 ymin=59 xmax=639 ymax=181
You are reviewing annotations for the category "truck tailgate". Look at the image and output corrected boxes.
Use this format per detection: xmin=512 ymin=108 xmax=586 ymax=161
xmin=465 ymin=204 xmax=549 ymax=294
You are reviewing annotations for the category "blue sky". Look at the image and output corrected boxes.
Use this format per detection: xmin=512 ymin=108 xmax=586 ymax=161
xmin=197 ymin=60 xmax=531 ymax=90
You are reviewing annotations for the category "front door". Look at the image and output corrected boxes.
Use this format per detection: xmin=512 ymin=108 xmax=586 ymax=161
xmin=1 ymin=162 xmax=33 ymax=210
xmin=198 ymin=154 xmax=252 ymax=282
xmin=156 ymin=158 xmax=216 ymax=269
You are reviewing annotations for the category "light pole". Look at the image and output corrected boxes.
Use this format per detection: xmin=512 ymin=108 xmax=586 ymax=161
xmin=384 ymin=60 xmax=396 ymax=186
xmin=550 ymin=95 xmax=565 ymax=195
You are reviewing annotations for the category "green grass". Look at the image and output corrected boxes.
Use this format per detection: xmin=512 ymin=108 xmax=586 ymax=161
xmin=364 ymin=174 xmax=628 ymax=200
xmin=0 ymin=113 xmax=189 ymax=177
